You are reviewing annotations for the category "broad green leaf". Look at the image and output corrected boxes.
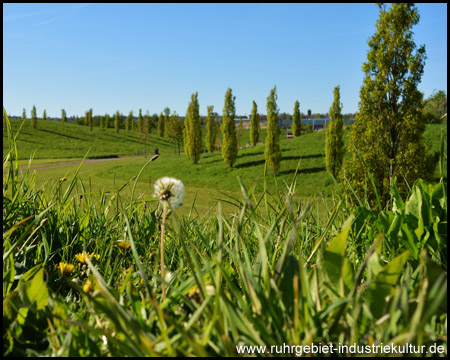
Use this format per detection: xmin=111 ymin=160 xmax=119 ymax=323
xmin=322 ymin=215 xmax=354 ymax=299
xmin=23 ymin=268 xmax=48 ymax=310
xmin=367 ymin=251 xmax=410 ymax=318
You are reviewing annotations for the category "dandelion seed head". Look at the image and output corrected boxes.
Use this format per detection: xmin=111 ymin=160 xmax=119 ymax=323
xmin=153 ymin=177 xmax=184 ymax=208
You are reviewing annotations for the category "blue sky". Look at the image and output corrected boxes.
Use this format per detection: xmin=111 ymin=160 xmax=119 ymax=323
xmin=3 ymin=3 xmax=447 ymax=118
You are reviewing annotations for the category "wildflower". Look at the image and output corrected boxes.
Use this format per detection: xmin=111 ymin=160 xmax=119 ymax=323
xmin=83 ymin=279 xmax=94 ymax=293
xmin=74 ymin=252 xmax=100 ymax=264
xmin=153 ymin=177 xmax=184 ymax=208
xmin=117 ymin=241 xmax=131 ymax=251
xmin=153 ymin=177 xmax=184 ymax=302
xmin=59 ymin=262 xmax=74 ymax=276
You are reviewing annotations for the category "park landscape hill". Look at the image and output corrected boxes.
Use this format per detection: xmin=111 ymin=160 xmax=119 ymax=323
xmin=2 ymin=117 xmax=446 ymax=216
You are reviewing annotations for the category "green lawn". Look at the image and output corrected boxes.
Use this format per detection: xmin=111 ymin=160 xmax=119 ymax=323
xmin=4 ymin=119 xmax=446 ymax=217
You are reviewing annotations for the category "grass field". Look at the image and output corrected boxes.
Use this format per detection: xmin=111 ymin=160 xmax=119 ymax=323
xmin=3 ymin=119 xmax=447 ymax=217
xmin=3 ymin=114 xmax=447 ymax=356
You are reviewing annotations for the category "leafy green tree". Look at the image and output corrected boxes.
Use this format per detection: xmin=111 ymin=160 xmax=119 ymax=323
xmin=164 ymin=111 xmax=170 ymax=137
xmin=344 ymin=3 xmax=437 ymax=207
xmin=249 ymin=101 xmax=260 ymax=145
xmin=264 ymin=86 xmax=281 ymax=173
xmin=304 ymin=122 xmax=312 ymax=134
xmin=88 ymin=108 xmax=93 ymax=131
xmin=183 ymin=92 xmax=202 ymax=163
xmin=325 ymin=86 xmax=345 ymax=177
xmin=114 ymin=110 xmax=120 ymax=133
xmin=137 ymin=116 xmax=150 ymax=157
xmin=151 ymin=113 xmax=159 ymax=132
xmin=206 ymin=105 xmax=218 ymax=152
xmin=22 ymin=108 xmax=26 ymax=122
xmin=221 ymin=88 xmax=238 ymax=167
xmin=61 ymin=109 xmax=67 ymax=125
xmin=138 ymin=109 xmax=144 ymax=133
xmin=166 ymin=113 xmax=184 ymax=155
xmin=292 ymin=100 xmax=302 ymax=137
xmin=31 ymin=105 xmax=37 ymax=128
xmin=423 ymin=90 xmax=447 ymax=123
xmin=105 ymin=114 xmax=110 ymax=128
xmin=145 ymin=111 xmax=151 ymax=134
xmin=157 ymin=112 xmax=165 ymax=137
xmin=126 ymin=111 xmax=133 ymax=131
xmin=42 ymin=109 xmax=47 ymax=121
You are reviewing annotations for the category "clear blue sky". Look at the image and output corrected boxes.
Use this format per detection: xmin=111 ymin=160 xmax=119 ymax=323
xmin=3 ymin=3 xmax=447 ymax=118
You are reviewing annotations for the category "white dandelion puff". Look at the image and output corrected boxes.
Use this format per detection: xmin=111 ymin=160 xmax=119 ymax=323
xmin=153 ymin=177 xmax=184 ymax=208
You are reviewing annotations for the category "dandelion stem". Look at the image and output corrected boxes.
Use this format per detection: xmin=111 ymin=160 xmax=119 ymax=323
xmin=161 ymin=201 xmax=167 ymax=301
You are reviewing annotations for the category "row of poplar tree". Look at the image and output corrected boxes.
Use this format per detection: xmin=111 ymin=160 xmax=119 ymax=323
xmin=19 ymin=4 xmax=440 ymax=210
xmin=183 ymin=3 xmax=442 ymax=210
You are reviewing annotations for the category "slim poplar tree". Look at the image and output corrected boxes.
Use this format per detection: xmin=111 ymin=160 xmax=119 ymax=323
xmin=184 ymin=92 xmax=202 ymax=163
xmin=31 ymin=105 xmax=37 ymax=128
xmin=325 ymin=86 xmax=345 ymax=177
xmin=158 ymin=112 xmax=165 ymax=137
xmin=61 ymin=109 xmax=67 ymax=125
xmin=88 ymin=108 xmax=93 ymax=131
xmin=126 ymin=111 xmax=133 ymax=131
xmin=250 ymin=101 xmax=260 ymax=146
xmin=292 ymin=100 xmax=302 ymax=137
xmin=138 ymin=109 xmax=144 ymax=133
xmin=114 ymin=111 xmax=120 ymax=133
xmin=221 ymin=88 xmax=238 ymax=167
xmin=206 ymin=105 xmax=218 ymax=152
xmin=42 ymin=109 xmax=47 ymax=121
xmin=264 ymin=86 xmax=281 ymax=173
xmin=22 ymin=108 xmax=26 ymax=122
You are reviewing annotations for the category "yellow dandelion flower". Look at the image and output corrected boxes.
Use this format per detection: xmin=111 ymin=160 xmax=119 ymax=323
xmin=75 ymin=252 xmax=100 ymax=264
xmin=83 ymin=279 xmax=94 ymax=293
xmin=59 ymin=262 xmax=74 ymax=276
xmin=74 ymin=253 xmax=88 ymax=264
xmin=117 ymin=241 xmax=131 ymax=250
xmin=89 ymin=252 xmax=100 ymax=261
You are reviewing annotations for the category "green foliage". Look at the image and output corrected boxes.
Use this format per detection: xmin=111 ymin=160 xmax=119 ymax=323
xmin=292 ymin=100 xmax=301 ymax=137
xmin=249 ymin=101 xmax=260 ymax=146
xmin=31 ymin=105 xmax=37 ymax=129
xmin=264 ymin=86 xmax=281 ymax=173
xmin=138 ymin=109 xmax=144 ymax=133
xmin=114 ymin=110 xmax=120 ymax=133
xmin=325 ymin=86 xmax=345 ymax=177
xmin=221 ymin=88 xmax=238 ymax=167
xmin=164 ymin=112 xmax=170 ymax=137
xmin=183 ymin=93 xmax=202 ymax=163
xmin=105 ymin=114 xmax=110 ymax=129
xmin=205 ymin=105 xmax=218 ymax=152
xmin=423 ymin=90 xmax=447 ymax=124
xmin=144 ymin=111 xmax=151 ymax=134
xmin=42 ymin=109 xmax=47 ymax=121
xmin=22 ymin=108 xmax=26 ymax=122
xmin=304 ymin=122 xmax=313 ymax=134
xmin=126 ymin=111 xmax=133 ymax=131
xmin=88 ymin=108 xmax=93 ymax=131
xmin=344 ymin=3 xmax=437 ymax=208
xmin=165 ymin=113 xmax=184 ymax=155
xmin=61 ymin=109 xmax=67 ymax=125
xmin=157 ymin=112 xmax=164 ymax=137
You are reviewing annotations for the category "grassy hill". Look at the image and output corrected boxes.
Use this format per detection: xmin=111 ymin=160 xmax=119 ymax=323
xmin=3 ymin=119 xmax=175 ymax=159
xmin=4 ymin=119 xmax=446 ymax=216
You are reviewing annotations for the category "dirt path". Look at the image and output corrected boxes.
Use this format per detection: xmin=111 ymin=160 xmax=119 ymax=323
xmin=3 ymin=156 xmax=140 ymax=176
